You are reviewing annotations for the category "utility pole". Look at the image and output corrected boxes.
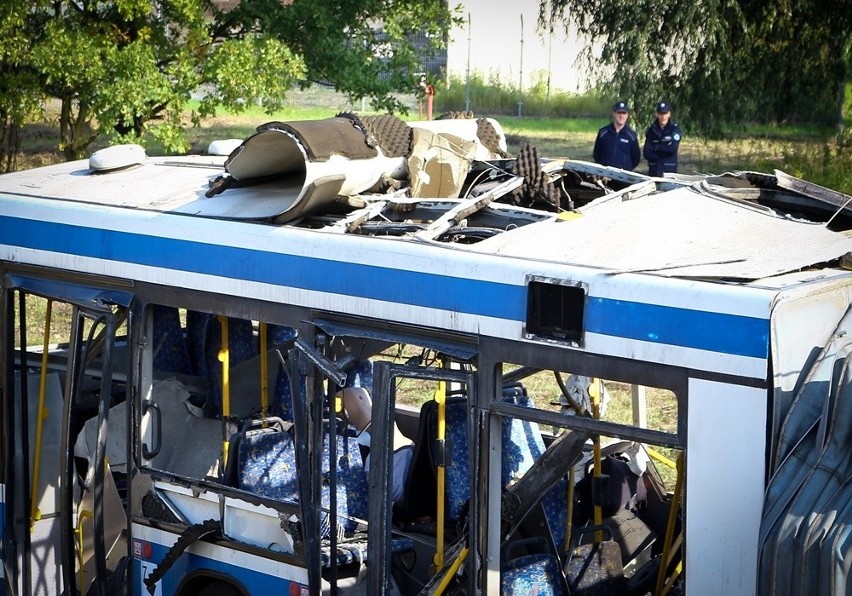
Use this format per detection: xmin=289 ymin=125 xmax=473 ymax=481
xmin=547 ymin=16 xmax=553 ymax=103
xmin=518 ymin=14 xmax=523 ymax=117
xmin=465 ymin=13 xmax=471 ymax=113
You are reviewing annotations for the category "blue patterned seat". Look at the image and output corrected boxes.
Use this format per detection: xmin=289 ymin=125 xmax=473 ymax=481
xmin=443 ymin=398 xmax=471 ymax=522
xmin=501 ymin=388 xmax=547 ymax=485
xmin=266 ymin=324 xmax=299 ymax=422
xmin=236 ymin=423 xmax=299 ymax=500
xmin=151 ymin=305 xmax=192 ymax=375
xmin=320 ymin=425 xmax=370 ymax=536
xmin=185 ymin=310 xmax=213 ymax=378
xmin=501 ymin=552 xmax=566 ymax=595
xmin=235 ymin=419 xmax=369 ymax=538
xmin=541 ymin=478 xmax=571 ymax=554
xmin=443 ymin=387 xmax=554 ymax=523
xmin=343 ymin=359 xmax=374 ymax=393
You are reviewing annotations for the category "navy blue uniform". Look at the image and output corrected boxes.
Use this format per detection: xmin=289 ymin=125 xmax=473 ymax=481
xmin=643 ymin=120 xmax=682 ymax=176
xmin=593 ymin=123 xmax=641 ymax=171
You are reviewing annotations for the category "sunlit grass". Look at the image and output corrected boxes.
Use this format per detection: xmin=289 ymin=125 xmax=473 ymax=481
xmin=16 ymin=85 xmax=852 ymax=196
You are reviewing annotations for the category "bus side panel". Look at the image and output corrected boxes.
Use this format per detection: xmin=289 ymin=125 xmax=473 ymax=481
xmin=769 ymin=281 xmax=852 ymax=466
xmin=686 ymin=378 xmax=767 ymax=596
xmin=131 ymin=524 xmax=308 ymax=596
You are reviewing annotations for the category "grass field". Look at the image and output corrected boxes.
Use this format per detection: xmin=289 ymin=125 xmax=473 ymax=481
xmin=14 ymin=87 xmax=852 ymax=196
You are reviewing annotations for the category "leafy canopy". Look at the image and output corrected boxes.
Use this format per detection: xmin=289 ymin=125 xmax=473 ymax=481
xmin=541 ymin=0 xmax=852 ymax=133
xmin=1 ymin=0 xmax=457 ymax=163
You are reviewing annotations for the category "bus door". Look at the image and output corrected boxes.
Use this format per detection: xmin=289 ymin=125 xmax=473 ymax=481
xmin=2 ymin=275 xmax=131 ymax=596
xmin=369 ymin=360 xmax=476 ymax=594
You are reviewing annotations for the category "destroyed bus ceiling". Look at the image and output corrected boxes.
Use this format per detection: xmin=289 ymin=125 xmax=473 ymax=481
xmin=0 ymin=113 xmax=849 ymax=285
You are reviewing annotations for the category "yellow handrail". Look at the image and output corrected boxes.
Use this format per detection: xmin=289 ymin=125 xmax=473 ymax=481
xmin=590 ymin=378 xmax=602 ymax=543
xmin=434 ymin=547 xmax=468 ymax=595
xmin=218 ymin=316 xmax=230 ymax=469
xmin=647 ymin=447 xmax=677 ymax=470
xmin=655 ymin=451 xmax=684 ymax=596
xmin=433 ymin=379 xmax=447 ymax=570
xmin=76 ymin=509 xmax=93 ymax=592
xmin=31 ymin=299 xmax=52 ymax=531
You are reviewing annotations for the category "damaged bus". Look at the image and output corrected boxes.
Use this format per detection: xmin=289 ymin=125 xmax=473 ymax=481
xmin=1 ymin=113 xmax=851 ymax=595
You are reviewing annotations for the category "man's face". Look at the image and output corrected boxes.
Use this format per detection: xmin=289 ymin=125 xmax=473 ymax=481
xmin=656 ymin=111 xmax=671 ymax=126
xmin=613 ymin=110 xmax=629 ymax=125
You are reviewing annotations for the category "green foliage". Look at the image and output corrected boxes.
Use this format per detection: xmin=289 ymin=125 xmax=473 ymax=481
xmin=2 ymin=0 xmax=457 ymax=161
xmin=760 ymin=141 xmax=852 ymax=197
xmin=198 ymin=38 xmax=306 ymax=119
xmin=0 ymin=2 xmax=47 ymax=171
xmin=213 ymin=0 xmax=460 ymax=114
xmin=542 ymin=0 xmax=852 ymax=135
xmin=21 ymin=0 xmax=215 ymax=158
xmin=435 ymin=73 xmax=610 ymax=118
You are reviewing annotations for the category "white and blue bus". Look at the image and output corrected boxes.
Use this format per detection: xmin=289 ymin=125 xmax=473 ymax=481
xmin=1 ymin=114 xmax=851 ymax=595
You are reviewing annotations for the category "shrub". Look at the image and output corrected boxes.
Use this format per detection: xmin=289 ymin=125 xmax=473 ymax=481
xmin=433 ymin=73 xmax=609 ymax=119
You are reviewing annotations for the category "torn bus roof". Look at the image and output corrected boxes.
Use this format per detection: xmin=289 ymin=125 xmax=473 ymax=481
xmin=470 ymin=184 xmax=852 ymax=281
xmin=0 ymin=114 xmax=850 ymax=283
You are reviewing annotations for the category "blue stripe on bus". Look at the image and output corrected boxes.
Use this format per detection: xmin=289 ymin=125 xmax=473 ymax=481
xmin=1 ymin=216 xmax=769 ymax=359
xmin=2 ymin=216 xmax=524 ymax=318
xmin=586 ymin=297 xmax=769 ymax=359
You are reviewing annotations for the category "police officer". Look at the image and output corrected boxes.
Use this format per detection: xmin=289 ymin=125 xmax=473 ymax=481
xmin=593 ymin=101 xmax=641 ymax=171
xmin=643 ymin=101 xmax=682 ymax=176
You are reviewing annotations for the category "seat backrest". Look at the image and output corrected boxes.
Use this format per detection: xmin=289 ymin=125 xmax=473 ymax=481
xmin=501 ymin=553 xmax=566 ymax=595
xmin=443 ymin=397 xmax=471 ymax=521
xmin=394 ymin=397 xmax=445 ymax=522
xmin=234 ymin=420 xmax=299 ymax=501
xmin=321 ymin=423 xmax=370 ymax=536
xmin=399 ymin=385 xmax=548 ymax=524
xmin=185 ymin=310 xmax=213 ymax=378
xmin=501 ymin=384 xmax=547 ymax=485
xmin=446 ymin=386 xmax=549 ymax=522
xmin=266 ymin=324 xmax=299 ymax=422
xmin=151 ymin=305 xmax=192 ymax=375
xmin=343 ymin=359 xmax=374 ymax=394
xmin=502 ymin=536 xmax=567 ymax=595
xmin=233 ymin=418 xmax=368 ymax=537
xmin=540 ymin=478 xmax=571 ymax=554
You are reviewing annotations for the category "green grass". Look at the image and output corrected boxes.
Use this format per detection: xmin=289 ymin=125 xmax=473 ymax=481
xmin=17 ymin=85 xmax=852 ymax=196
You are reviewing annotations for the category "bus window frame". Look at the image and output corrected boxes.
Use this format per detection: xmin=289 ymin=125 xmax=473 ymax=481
xmin=483 ymin=336 xmax=688 ymax=447
xmin=2 ymin=276 xmax=131 ymax=596
xmin=370 ymin=361 xmax=476 ymax=595
xmin=129 ymin=296 xmax=334 ymax=589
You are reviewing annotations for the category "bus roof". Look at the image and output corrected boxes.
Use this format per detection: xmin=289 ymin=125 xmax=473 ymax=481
xmin=3 ymin=118 xmax=851 ymax=383
xmin=1 ymin=149 xmax=849 ymax=285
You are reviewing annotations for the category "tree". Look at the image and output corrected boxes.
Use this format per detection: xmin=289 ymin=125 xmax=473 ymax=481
xmin=210 ymin=0 xmax=460 ymax=113
xmin=0 ymin=2 xmax=45 ymax=171
xmin=4 ymin=0 xmax=457 ymax=164
xmin=540 ymin=0 xmax=852 ymax=133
